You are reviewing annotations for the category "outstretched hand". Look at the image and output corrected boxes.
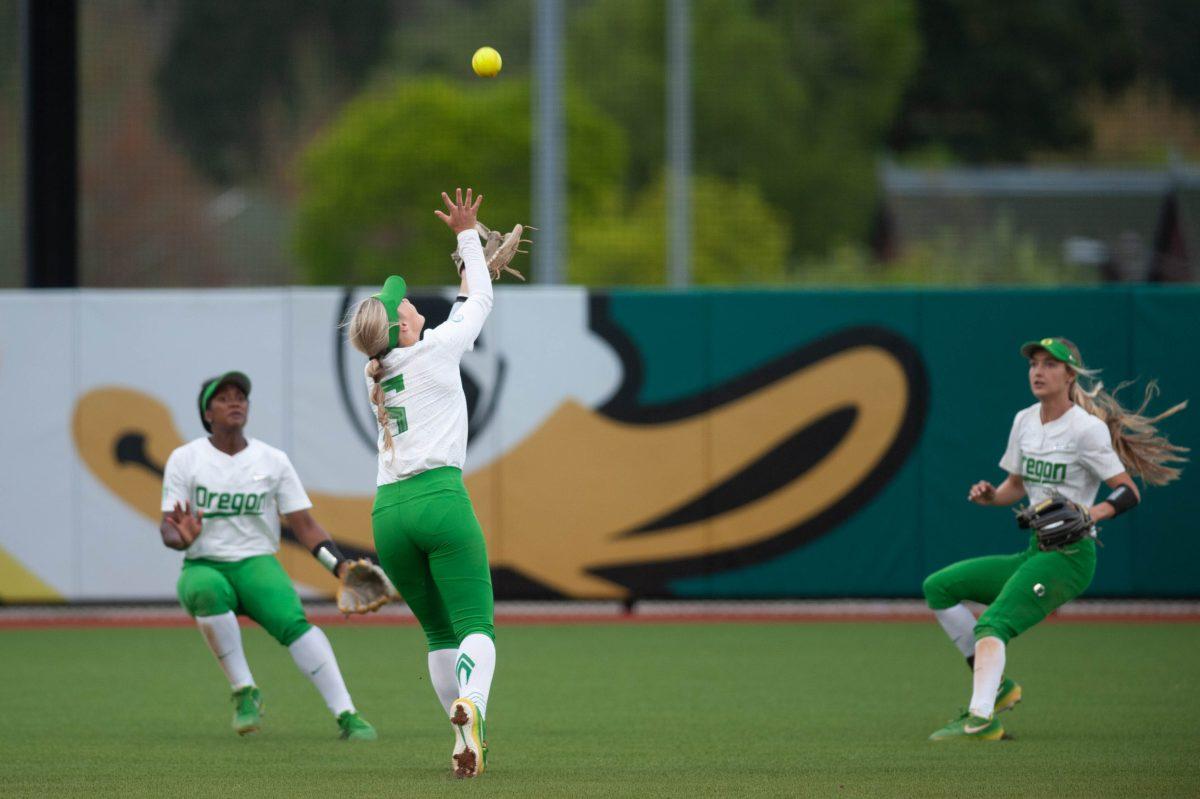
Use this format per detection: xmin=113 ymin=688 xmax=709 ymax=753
xmin=165 ymin=500 xmax=203 ymax=548
xmin=435 ymin=188 xmax=483 ymax=234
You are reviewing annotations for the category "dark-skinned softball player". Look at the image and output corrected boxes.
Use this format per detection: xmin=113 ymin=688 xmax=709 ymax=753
xmin=162 ymin=372 xmax=385 ymax=740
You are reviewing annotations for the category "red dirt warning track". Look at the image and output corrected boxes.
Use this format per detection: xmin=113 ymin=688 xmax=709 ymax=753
xmin=1 ymin=600 xmax=1197 ymax=630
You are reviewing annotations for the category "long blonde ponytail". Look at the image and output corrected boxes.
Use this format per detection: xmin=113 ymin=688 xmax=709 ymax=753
xmin=345 ymin=297 xmax=396 ymax=456
xmin=1060 ymin=339 xmax=1189 ymax=485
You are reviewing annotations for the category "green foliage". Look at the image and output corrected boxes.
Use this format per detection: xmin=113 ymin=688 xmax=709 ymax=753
xmin=568 ymin=0 xmax=919 ymax=257
xmin=889 ymin=0 xmax=1138 ymax=161
xmin=0 ymin=0 xmax=15 ymax=85
xmin=571 ymin=175 xmax=789 ymax=286
xmin=795 ymin=216 xmax=1099 ymax=286
xmin=294 ymin=77 xmax=626 ymax=286
xmin=154 ymin=0 xmax=392 ymax=184
xmin=1132 ymin=0 xmax=1200 ymax=109
xmin=387 ymin=0 xmax=533 ymax=79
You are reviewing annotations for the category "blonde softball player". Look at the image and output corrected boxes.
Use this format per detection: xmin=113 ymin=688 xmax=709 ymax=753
xmin=345 ymin=188 xmax=511 ymax=778
xmin=924 ymin=337 xmax=1186 ymax=741
xmin=161 ymin=372 xmax=378 ymax=740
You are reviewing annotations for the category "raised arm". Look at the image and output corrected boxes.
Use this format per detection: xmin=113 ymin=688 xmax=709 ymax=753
xmin=432 ymin=188 xmax=494 ymax=353
xmin=437 ymin=188 xmax=492 ymax=298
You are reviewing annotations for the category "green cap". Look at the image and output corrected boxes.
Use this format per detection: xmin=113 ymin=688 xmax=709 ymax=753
xmin=373 ymin=275 xmax=407 ymax=351
xmin=1020 ymin=337 xmax=1081 ymax=368
xmin=372 ymin=273 xmax=410 ymax=347
xmin=197 ymin=371 xmax=252 ymax=432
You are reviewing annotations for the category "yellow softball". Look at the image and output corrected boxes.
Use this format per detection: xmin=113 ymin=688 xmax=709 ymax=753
xmin=472 ymin=46 xmax=502 ymax=78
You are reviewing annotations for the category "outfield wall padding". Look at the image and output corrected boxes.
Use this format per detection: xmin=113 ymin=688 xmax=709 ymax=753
xmin=0 ymin=286 xmax=1196 ymax=601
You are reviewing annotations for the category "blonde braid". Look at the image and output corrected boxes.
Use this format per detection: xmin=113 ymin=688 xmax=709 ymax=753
xmin=345 ymin=297 xmax=397 ymax=456
xmin=365 ymin=358 xmax=396 ymax=456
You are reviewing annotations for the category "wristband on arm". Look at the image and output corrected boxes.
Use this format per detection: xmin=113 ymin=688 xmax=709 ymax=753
xmin=1103 ymin=484 xmax=1139 ymax=517
xmin=312 ymin=540 xmax=348 ymax=574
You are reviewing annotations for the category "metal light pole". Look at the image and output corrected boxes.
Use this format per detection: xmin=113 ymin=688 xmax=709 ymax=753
xmin=533 ymin=0 xmax=565 ymax=284
xmin=666 ymin=0 xmax=692 ymax=287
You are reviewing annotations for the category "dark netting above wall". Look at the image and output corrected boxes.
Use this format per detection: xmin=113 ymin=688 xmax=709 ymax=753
xmin=0 ymin=0 xmax=20 ymax=288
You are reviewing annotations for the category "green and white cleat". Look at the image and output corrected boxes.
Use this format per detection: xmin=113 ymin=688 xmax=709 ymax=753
xmin=450 ymin=698 xmax=486 ymax=778
xmin=995 ymin=677 xmax=1023 ymax=713
xmin=231 ymin=686 xmax=263 ymax=736
xmin=928 ymin=710 xmax=1005 ymax=741
xmin=337 ymin=711 xmax=378 ymax=741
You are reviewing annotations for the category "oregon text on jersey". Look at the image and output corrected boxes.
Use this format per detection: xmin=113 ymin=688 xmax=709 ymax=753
xmin=193 ymin=485 xmax=269 ymax=518
xmin=1020 ymin=456 xmax=1067 ymax=485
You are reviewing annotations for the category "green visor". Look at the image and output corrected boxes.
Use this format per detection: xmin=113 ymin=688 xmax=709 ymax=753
xmin=1020 ymin=337 xmax=1081 ymax=368
xmin=373 ymin=275 xmax=408 ymax=351
xmin=197 ymin=371 xmax=252 ymax=432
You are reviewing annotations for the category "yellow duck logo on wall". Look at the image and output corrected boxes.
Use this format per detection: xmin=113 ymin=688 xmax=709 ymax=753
xmin=72 ymin=319 xmax=926 ymax=600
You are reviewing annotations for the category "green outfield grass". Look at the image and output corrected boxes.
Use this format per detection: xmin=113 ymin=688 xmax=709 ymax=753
xmin=1 ymin=621 xmax=1197 ymax=798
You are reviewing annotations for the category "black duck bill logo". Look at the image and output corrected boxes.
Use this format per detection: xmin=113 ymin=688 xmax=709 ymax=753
xmin=73 ymin=303 xmax=927 ymax=599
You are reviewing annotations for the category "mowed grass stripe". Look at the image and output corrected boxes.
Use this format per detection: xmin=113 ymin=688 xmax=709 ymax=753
xmin=1 ymin=623 xmax=1197 ymax=798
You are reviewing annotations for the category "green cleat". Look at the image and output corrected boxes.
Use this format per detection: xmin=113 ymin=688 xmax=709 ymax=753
xmin=995 ymin=677 xmax=1023 ymax=713
xmin=231 ymin=686 xmax=263 ymax=736
xmin=480 ymin=713 xmax=488 ymax=769
xmin=337 ymin=711 xmax=378 ymax=741
xmin=928 ymin=710 xmax=1005 ymax=741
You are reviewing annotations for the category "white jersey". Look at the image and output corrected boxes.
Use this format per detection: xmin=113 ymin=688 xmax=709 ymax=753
xmin=161 ymin=437 xmax=312 ymax=561
xmin=999 ymin=403 xmax=1127 ymax=507
xmin=369 ymin=229 xmax=494 ymax=484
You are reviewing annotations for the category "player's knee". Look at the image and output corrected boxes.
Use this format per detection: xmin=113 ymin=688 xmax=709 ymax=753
xmin=178 ymin=577 xmax=233 ymax=617
xmin=425 ymin=630 xmax=459 ymax=651
xmin=922 ymin=571 xmax=953 ymax=609
xmin=276 ymin=618 xmax=312 ymax=647
xmin=454 ymin=619 xmax=495 ymax=644
xmin=973 ymin=621 xmax=1012 ymax=645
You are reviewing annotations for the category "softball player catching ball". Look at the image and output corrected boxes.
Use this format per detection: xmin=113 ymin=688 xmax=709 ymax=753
xmin=345 ymin=188 xmax=503 ymax=778
xmin=924 ymin=337 xmax=1186 ymax=741
xmin=161 ymin=372 xmax=377 ymax=740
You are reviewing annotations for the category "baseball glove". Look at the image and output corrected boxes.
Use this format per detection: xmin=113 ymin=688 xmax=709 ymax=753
xmin=1014 ymin=498 xmax=1093 ymax=551
xmin=336 ymin=558 xmax=399 ymax=615
xmin=452 ymin=221 xmax=531 ymax=281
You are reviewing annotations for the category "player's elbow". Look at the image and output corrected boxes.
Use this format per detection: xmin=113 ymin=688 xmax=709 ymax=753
xmin=469 ymin=291 xmax=494 ymax=315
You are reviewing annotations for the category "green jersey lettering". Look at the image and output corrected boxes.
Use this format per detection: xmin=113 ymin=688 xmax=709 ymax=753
xmin=193 ymin=484 xmax=268 ymax=518
xmin=1022 ymin=456 xmax=1067 ymax=485
xmin=387 ymin=406 xmax=409 ymax=435
xmin=382 ymin=372 xmax=409 ymax=436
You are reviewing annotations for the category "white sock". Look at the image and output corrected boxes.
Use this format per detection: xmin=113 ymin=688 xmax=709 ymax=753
xmin=428 ymin=648 xmax=459 ymax=715
xmin=455 ymin=633 xmax=496 ymax=720
xmin=288 ymin=627 xmax=355 ymax=717
xmin=968 ymin=636 xmax=1006 ymax=718
xmin=195 ymin=612 xmax=254 ymax=690
xmin=934 ymin=604 xmax=977 ymax=659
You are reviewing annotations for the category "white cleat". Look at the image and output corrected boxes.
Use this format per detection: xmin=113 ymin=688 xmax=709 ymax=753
xmin=450 ymin=697 xmax=485 ymax=778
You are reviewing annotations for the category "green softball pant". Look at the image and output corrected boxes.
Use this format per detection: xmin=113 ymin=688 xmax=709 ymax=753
xmin=176 ymin=554 xmax=311 ymax=646
xmin=372 ymin=466 xmax=495 ymax=651
xmin=922 ymin=536 xmax=1096 ymax=644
